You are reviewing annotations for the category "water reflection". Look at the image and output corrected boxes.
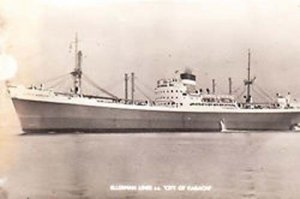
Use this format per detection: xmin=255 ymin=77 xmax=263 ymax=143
xmin=1 ymin=131 xmax=300 ymax=198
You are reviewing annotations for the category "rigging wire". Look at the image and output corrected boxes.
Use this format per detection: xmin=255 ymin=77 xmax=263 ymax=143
xmin=103 ymin=78 xmax=124 ymax=92
xmin=37 ymin=73 xmax=71 ymax=86
xmin=135 ymin=85 xmax=153 ymax=102
xmin=232 ymin=83 xmax=244 ymax=94
xmin=254 ymin=84 xmax=274 ymax=102
xmin=135 ymin=77 xmax=154 ymax=94
xmin=252 ymin=87 xmax=272 ymax=102
xmin=45 ymin=78 xmax=69 ymax=90
xmin=59 ymin=76 xmax=73 ymax=92
xmin=82 ymin=74 xmax=119 ymax=99
xmin=237 ymin=87 xmax=246 ymax=100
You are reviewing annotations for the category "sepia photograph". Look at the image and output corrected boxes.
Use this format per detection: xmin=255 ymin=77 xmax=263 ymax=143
xmin=1 ymin=0 xmax=300 ymax=198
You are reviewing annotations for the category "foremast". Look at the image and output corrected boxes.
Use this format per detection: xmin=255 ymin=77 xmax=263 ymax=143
xmin=68 ymin=33 xmax=120 ymax=100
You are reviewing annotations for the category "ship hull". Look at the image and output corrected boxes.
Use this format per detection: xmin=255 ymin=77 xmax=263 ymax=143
xmin=11 ymin=98 xmax=300 ymax=133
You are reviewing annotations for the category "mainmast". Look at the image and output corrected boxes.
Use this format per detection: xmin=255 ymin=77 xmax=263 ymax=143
xmin=244 ymin=49 xmax=255 ymax=103
xmin=131 ymin=72 xmax=135 ymax=103
xmin=71 ymin=33 xmax=82 ymax=95
xmin=212 ymin=79 xmax=216 ymax=94
xmin=228 ymin=77 xmax=232 ymax=95
xmin=246 ymin=49 xmax=251 ymax=102
xmin=124 ymin=73 xmax=129 ymax=103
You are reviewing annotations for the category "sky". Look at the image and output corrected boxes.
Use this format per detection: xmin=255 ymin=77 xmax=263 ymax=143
xmin=1 ymin=0 xmax=300 ymax=100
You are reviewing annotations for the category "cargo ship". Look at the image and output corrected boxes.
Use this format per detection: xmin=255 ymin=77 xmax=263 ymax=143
xmin=7 ymin=36 xmax=300 ymax=133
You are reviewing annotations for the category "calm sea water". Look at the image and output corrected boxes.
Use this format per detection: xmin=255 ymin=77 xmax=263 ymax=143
xmin=1 ymin=128 xmax=300 ymax=199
